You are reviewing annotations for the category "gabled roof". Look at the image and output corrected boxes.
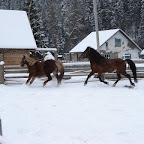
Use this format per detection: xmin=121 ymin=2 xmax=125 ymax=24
xmin=70 ymin=29 xmax=141 ymax=53
xmin=0 ymin=10 xmax=37 ymax=49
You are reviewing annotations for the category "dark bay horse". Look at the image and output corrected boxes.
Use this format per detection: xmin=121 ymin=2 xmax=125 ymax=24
xmin=80 ymin=46 xmax=137 ymax=87
xmin=20 ymin=55 xmax=64 ymax=86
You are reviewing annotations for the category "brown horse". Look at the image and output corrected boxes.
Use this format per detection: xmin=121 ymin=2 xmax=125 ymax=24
xmin=20 ymin=55 xmax=64 ymax=86
xmin=80 ymin=46 xmax=137 ymax=87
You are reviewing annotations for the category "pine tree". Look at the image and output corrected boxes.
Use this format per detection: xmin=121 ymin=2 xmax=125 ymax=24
xmin=60 ymin=0 xmax=86 ymax=52
xmin=97 ymin=0 xmax=115 ymax=30
xmin=24 ymin=0 xmax=46 ymax=48
xmin=126 ymin=0 xmax=141 ymax=40
xmin=113 ymin=0 xmax=125 ymax=29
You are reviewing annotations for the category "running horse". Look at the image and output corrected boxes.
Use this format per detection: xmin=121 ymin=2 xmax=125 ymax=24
xmin=20 ymin=55 xmax=64 ymax=86
xmin=80 ymin=46 xmax=137 ymax=87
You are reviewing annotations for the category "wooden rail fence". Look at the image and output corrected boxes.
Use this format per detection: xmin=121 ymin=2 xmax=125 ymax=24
xmin=0 ymin=119 xmax=2 ymax=136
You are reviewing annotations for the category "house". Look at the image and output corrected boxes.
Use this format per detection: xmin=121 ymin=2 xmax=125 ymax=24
xmin=70 ymin=29 xmax=142 ymax=61
xmin=0 ymin=9 xmax=37 ymax=65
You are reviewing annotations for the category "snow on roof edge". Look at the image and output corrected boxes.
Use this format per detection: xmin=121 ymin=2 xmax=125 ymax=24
xmin=36 ymin=48 xmax=57 ymax=51
xmin=0 ymin=48 xmax=57 ymax=51
xmin=0 ymin=47 xmax=36 ymax=49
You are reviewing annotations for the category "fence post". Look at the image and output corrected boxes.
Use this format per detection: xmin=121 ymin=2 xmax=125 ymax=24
xmin=54 ymin=51 xmax=58 ymax=60
xmin=0 ymin=119 xmax=2 ymax=136
xmin=0 ymin=54 xmax=4 ymax=84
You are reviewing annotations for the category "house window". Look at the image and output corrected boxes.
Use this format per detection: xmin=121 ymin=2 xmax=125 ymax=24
xmin=115 ymin=38 xmax=121 ymax=47
xmin=124 ymin=54 xmax=131 ymax=59
xmin=106 ymin=42 xmax=108 ymax=47
xmin=127 ymin=42 xmax=130 ymax=47
xmin=104 ymin=54 xmax=110 ymax=59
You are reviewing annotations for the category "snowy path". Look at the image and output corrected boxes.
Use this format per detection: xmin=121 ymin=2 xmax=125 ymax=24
xmin=0 ymin=76 xmax=144 ymax=144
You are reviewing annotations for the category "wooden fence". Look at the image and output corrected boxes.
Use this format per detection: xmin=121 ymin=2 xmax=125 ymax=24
xmin=0 ymin=119 xmax=2 ymax=136
xmin=0 ymin=65 xmax=4 ymax=84
xmin=0 ymin=54 xmax=4 ymax=84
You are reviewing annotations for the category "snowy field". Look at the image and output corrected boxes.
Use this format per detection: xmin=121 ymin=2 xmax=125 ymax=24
xmin=0 ymin=76 xmax=144 ymax=144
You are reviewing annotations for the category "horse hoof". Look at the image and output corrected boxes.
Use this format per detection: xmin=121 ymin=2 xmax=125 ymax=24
xmin=84 ymin=82 xmax=87 ymax=86
xmin=104 ymin=82 xmax=109 ymax=85
xmin=112 ymin=83 xmax=116 ymax=87
xmin=57 ymin=82 xmax=61 ymax=86
xmin=132 ymin=83 xmax=135 ymax=86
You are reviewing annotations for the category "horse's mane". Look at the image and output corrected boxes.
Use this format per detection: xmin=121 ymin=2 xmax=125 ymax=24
xmin=88 ymin=47 xmax=106 ymax=64
xmin=25 ymin=55 xmax=38 ymax=66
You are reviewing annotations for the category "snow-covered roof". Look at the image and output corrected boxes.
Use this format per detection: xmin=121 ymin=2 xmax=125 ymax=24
xmin=70 ymin=29 xmax=141 ymax=53
xmin=0 ymin=10 xmax=37 ymax=49
xmin=36 ymin=48 xmax=57 ymax=51
xmin=140 ymin=50 xmax=144 ymax=55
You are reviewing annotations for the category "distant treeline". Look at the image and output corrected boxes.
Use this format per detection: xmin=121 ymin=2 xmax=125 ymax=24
xmin=0 ymin=0 xmax=144 ymax=54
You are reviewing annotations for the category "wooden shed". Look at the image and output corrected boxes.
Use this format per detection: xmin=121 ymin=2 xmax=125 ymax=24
xmin=0 ymin=48 xmax=58 ymax=65
xmin=0 ymin=48 xmax=35 ymax=65
xmin=0 ymin=10 xmax=37 ymax=65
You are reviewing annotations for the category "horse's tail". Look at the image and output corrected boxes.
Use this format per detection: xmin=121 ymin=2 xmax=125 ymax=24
xmin=125 ymin=59 xmax=137 ymax=83
xmin=55 ymin=60 xmax=64 ymax=83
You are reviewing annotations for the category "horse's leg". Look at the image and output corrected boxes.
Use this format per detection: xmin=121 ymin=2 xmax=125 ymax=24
xmin=29 ymin=76 xmax=36 ymax=85
xmin=26 ymin=74 xmax=32 ymax=84
xmin=98 ymin=73 xmax=109 ymax=85
xmin=43 ymin=74 xmax=52 ymax=87
xmin=84 ymin=71 xmax=94 ymax=85
xmin=113 ymin=73 xmax=121 ymax=87
xmin=53 ymin=69 xmax=60 ymax=85
xmin=122 ymin=72 xmax=135 ymax=86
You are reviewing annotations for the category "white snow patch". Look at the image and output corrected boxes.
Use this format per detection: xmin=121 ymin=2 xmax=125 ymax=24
xmin=0 ymin=77 xmax=144 ymax=144
xmin=44 ymin=52 xmax=55 ymax=61
xmin=0 ymin=61 xmax=4 ymax=65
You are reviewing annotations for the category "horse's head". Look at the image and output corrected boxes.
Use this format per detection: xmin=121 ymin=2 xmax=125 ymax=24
xmin=20 ymin=55 xmax=37 ymax=67
xmin=20 ymin=55 xmax=27 ymax=67
xmin=80 ymin=46 xmax=92 ymax=59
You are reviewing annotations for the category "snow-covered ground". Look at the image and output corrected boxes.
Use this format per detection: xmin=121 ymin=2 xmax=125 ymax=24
xmin=0 ymin=76 xmax=144 ymax=144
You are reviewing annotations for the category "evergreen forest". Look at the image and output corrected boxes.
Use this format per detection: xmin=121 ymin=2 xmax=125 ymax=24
xmin=0 ymin=0 xmax=144 ymax=55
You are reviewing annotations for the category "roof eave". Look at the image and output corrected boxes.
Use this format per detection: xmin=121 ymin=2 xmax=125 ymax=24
xmin=0 ymin=47 xmax=36 ymax=50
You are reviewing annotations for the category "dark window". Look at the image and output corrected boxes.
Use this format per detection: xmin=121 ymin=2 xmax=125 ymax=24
xmin=104 ymin=54 xmax=110 ymax=59
xmin=115 ymin=38 xmax=121 ymax=47
xmin=127 ymin=42 xmax=130 ymax=47
xmin=106 ymin=42 xmax=108 ymax=47
xmin=124 ymin=54 xmax=131 ymax=59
